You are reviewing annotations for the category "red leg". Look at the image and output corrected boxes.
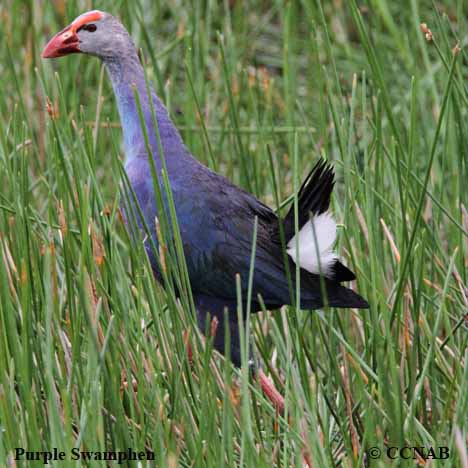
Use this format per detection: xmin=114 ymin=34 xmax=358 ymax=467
xmin=257 ymin=368 xmax=285 ymax=413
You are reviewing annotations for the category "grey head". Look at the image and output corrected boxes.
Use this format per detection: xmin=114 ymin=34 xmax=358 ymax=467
xmin=42 ymin=10 xmax=137 ymax=61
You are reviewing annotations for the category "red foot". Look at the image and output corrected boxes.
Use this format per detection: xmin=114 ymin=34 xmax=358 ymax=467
xmin=183 ymin=330 xmax=193 ymax=364
xmin=257 ymin=369 xmax=285 ymax=413
xmin=257 ymin=370 xmax=313 ymax=467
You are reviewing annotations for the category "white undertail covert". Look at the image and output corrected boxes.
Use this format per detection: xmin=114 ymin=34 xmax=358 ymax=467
xmin=286 ymin=212 xmax=337 ymax=277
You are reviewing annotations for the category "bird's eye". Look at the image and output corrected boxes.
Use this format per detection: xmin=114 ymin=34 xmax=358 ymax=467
xmin=78 ymin=23 xmax=97 ymax=33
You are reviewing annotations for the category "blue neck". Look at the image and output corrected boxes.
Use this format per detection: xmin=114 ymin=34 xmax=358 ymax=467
xmin=104 ymin=55 xmax=186 ymax=167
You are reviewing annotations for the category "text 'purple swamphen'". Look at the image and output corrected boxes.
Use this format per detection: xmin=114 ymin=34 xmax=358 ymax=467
xmin=42 ymin=10 xmax=369 ymax=410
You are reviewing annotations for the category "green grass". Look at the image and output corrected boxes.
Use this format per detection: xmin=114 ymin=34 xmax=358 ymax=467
xmin=1 ymin=0 xmax=467 ymax=466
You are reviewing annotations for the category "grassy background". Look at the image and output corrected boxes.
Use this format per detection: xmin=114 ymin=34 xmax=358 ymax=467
xmin=1 ymin=0 xmax=467 ymax=466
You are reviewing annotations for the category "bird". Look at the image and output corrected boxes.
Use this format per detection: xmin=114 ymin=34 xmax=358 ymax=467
xmin=42 ymin=10 xmax=369 ymax=408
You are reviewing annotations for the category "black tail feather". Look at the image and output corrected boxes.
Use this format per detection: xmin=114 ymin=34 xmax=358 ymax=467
xmin=283 ymin=159 xmax=335 ymax=242
xmin=329 ymin=260 xmax=356 ymax=282
xmin=327 ymin=284 xmax=369 ymax=309
xmin=300 ymin=280 xmax=369 ymax=310
xmin=280 ymin=159 xmax=364 ymax=290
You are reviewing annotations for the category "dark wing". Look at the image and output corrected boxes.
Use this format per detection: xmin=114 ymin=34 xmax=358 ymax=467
xmin=175 ymin=162 xmax=367 ymax=310
xmin=178 ymin=171 xmax=292 ymax=307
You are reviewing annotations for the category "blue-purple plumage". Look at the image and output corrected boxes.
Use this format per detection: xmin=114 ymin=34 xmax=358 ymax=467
xmin=111 ymin=59 xmax=368 ymax=365
xmin=43 ymin=11 xmax=369 ymax=367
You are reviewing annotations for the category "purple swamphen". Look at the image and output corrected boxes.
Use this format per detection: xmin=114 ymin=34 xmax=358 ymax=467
xmin=42 ymin=11 xmax=369 ymax=409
